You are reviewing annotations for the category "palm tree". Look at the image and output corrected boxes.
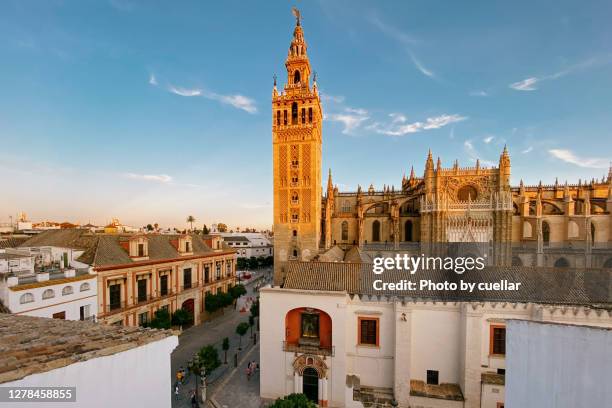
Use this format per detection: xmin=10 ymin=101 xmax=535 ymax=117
xmin=186 ymin=215 xmax=196 ymax=231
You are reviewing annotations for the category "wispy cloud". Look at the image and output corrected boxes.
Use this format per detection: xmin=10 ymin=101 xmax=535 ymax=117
xmin=320 ymin=93 xmax=345 ymax=104
xmin=510 ymin=77 xmax=538 ymax=91
xmin=469 ymin=90 xmax=488 ymax=97
xmin=409 ymin=52 xmax=435 ymax=78
xmin=463 ymin=140 xmax=496 ymax=167
xmin=374 ymin=114 xmax=467 ymax=136
xmin=483 ymin=135 xmax=494 ymax=144
xmin=509 ymin=55 xmax=612 ymax=92
xmin=167 ymin=84 xmax=257 ymax=113
xmin=522 ymin=146 xmax=533 ymax=154
xmin=368 ymin=15 xmax=419 ymax=46
xmin=149 ymin=74 xmax=158 ymax=86
xmin=124 ymin=173 xmax=173 ymax=183
xmin=326 ymin=109 xmax=370 ymax=134
xmin=548 ymin=149 xmax=608 ymax=168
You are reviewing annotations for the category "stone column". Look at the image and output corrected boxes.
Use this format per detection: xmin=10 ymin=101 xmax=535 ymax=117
xmin=320 ymin=377 xmax=328 ymax=407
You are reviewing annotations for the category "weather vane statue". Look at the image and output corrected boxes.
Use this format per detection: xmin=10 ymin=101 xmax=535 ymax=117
xmin=292 ymin=7 xmax=301 ymax=26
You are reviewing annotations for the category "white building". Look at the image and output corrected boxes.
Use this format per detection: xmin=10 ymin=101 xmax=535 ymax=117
xmin=222 ymin=232 xmax=273 ymax=258
xmin=505 ymin=320 xmax=612 ymax=408
xmin=0 ymin=314 xmax=178 ymax=408
xmin=260 ymin=262 xmax=612 ymax=408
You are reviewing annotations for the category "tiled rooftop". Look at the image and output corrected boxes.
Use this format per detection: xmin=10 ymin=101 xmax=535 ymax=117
xmin=0 ymin=314 xmax=174 ymax=384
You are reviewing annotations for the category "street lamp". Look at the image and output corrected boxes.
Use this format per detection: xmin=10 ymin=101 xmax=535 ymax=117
xmin=200 ymin=367 xmax=207 ymax=403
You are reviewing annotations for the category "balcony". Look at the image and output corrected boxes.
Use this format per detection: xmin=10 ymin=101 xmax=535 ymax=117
xmin=159 ymin=288 xmax=172 ymax=297
xmin=105 ymin=301 xmax=126 ymax=314
xmin=136 ymin=294 xmax=152 ymax=304
xmin=282 ymin=341 xmax=334 ymax=357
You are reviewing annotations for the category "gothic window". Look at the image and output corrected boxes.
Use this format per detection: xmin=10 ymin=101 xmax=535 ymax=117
xmin=512 ymin=256 xmax=523 ymax=266
xmin=291 ymin=191 xmax=299 ymax=204
xmin=276 ymin=110 xmax=280 ymax=126
xmin=341 ymin=221 xmax=348 ymax=241
xmin=291 ymin=172 xmax=299 ymax=185
xmin=308 ymin=107 xmax=313 ymax=123
xmin=292 ymin=230 xmax=297 ymax=237
xmin=342 ymin=201 xmax=351 ymax=213
xmin=542 ymin=221 xmax=550 ymax=246
xmin=554 ymin=257 xmax=569 ymax=268
xmin=292 ymin=249 xmax=298 ymax=257
xmin=291 ymin=102 xmax=298 ymax=124
xmin=372 ymin=220 xmax=381 ymax=242
xmin=458 ymin=185 xmax=478 ymax=201
xmin=294 ymin=70 xmax=301 ymax=84
xmin=283 ymin=110 xmax=287 ymax=125
xmin=404 ymin=220 xmax=413 ymax=242
xmin=301 ymin=107 xmax=306 ymax=124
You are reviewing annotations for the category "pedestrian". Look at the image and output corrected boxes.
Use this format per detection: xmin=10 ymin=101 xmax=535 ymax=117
xmin=245 ymin=365 xmax=251 ymax=381
xmin=174 ymin=383 xmax=180 ymax=400
xmin=190 ymin=389 xmax=198 ymax=408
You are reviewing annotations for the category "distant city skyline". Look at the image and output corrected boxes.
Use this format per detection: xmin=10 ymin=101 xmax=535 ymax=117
xmin=1 ymin=0 xmax=611 ymax=229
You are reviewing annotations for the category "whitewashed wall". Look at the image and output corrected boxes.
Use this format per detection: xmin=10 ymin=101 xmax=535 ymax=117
xmin=3 ymin=335 xmax=178 ymax=408
xmin=506 ymin=320 xmax=612 ymax=408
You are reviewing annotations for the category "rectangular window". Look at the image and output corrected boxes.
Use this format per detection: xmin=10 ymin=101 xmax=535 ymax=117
xmin=283 ymin=110 xmax=287 ymax=125
xmin=183 ymin=268 xmax=192 ymax=289
xmin=160 ymin=275 xmax=169 ymax=296
xmin=427 ymin=370 xmax=439 ymax=385
xmin=138 ymin=311 xmax=149 ymax=326
xmin=109 ymin=284 xmax=121 ymax=310
xmin=490 ymin=325 xmax=506 ymax=355
xmin=276 ymin=110 xmax=280 ymax=126
xmin=301 ymin=107 xmax=306 ymax=124
xmin=358 ymin=317 xmax=379 ymax=346
xmin=79 ymin=305 xmax=90 ymax=320
xmin=216 ymin=263 xmax=221 ymax=280
xmin=53 ymin=311 xmax=66 ymax=320
xmin=308 ymin=107 xmax=313 ymax=123
xmin=185 ymin=241 xmax=191 ymax=252
xmin=204 ymin=266 xmax=210 ymax=283
xmin=137 ymin=279 xmax=147 ymax=302
xmin=138 ymin=243 xmax=144 ymax=257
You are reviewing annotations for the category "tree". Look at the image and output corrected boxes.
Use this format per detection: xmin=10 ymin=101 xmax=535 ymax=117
xmin=222 ymin=337 xmax=230 ymax=364
xmin=268 ymin=393 xmax=317 ymax=408
xmin=186 ymin=215 xmax=196 ymax=231
xmin=236 ymin=322 xmax=249 ymax=350
xmin=217 ymin=223 xmax=228 ymax=232
xmin=148 ymin=308 xmax=172 ymax=329
xmin=250 ymin=298 xmax=259 ymax=318
xmin=197 ymin=344 xmax=221 ymax=375
xmin=172 ymin=308 xmax=193 ymax=328
xmin=202 ymin=224 xmax=209 ymax=235
xmin=236 ymin=257 xmax=247 ymax=270
xmin=146 ymin=224 xmax=154 ymax=231
xmin=229 ymin=284 xmax=247 ymax=299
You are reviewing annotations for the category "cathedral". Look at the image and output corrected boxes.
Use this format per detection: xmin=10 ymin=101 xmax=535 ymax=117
xmin=272 ymin=12 xmax=612 ymax=283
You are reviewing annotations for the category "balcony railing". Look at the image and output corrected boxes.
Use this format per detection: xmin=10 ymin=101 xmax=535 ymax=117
xmin=282 ymin=341 xmax=335 ymax=357
xmin=105 ymin=301 xmax=126 ymax=314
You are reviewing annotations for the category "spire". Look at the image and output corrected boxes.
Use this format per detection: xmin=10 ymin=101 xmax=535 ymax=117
xmin=409 ymin=166 xmax=415 ymax=181
xmin=285 ymin=8 xmax=311 ymax=89
xmin=326 ymin=168 xmax=333 ymax=196
xmin=424 ymin=149 xmax=434 ymax=176
xmin=436 ymin=157 xmax=442 ymax=170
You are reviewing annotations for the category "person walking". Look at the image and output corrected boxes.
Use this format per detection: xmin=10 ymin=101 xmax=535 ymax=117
xmin=174 ymin=383 xmax=180 ymax=401
xmin=190 ymin=389 xmax=198 ymax=408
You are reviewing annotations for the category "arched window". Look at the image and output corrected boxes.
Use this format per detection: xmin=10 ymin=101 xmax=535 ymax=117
xmin=554 ymin=257 xmax=569 ymax=268
xmin=283 ymin=110 xmax=288 ymax=125
xmin=604 ymin=258 xmax=612 ymax=268
xmin=292 ymin=230 xmax=297 ymax=237
xmin=512 ymin=256 xmax=523 ymax=266
xmin=291 ymin=102 xmax=298 ymax=124
xmin=276 ymin=110 xmax=280 ymax=126
xmin=308 ymin=107 xmax=313 ymax=123
xmin=341 ymin=221 xmax=348 ymax=241
xmin=372 ymin=220 xmax=381 ymax=242
xmin=591 ymin=222 xmax=596 ymax=243
xmin=20 ymin=293 xmax=34 ymax=304
xmin=292 ymin=191 xmax=299 ymax=204
xmin=62 ymin=286 xmax=74 ymax=296
xmin=80 ymin=282 xmax=90 ymax=292
xmin=301 ymin=107 xmax=306 ymax=124
xmin=458 ymin=185 xmax=478 ymax=201
xmin=542 ymin=221 xmax=550 ymax=246
xmin=294 ymin=70 xmax=301 ymax=84
xmin=42 ymin=289 xmax=55 ymax=300
xmin=404 ymin=220 xmax=413 ymax=242
xmin=292 ymin=249 xmax=298 ymax=258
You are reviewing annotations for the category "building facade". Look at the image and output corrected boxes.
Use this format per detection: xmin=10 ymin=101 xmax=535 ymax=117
xmin=222 ymin=233 xmax=273 ymax=259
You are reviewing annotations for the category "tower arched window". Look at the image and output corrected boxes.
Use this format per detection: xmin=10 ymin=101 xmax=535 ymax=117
xmin=542 ymin=221 xmax=550 ymax=246
xmin=372 ymin=220 xmax=381 ymax=242
xmin=301 ymin=108 xmax=306 ymax=124
xmin=283 ymin=110 xmax=288 ymax=125
xmin=291 ymin=102 xmax=298 ymax=124
xmin=294 ymin=70 xmax=300 ymax=84
xmin=293 ymin=249 xmax=298 ymax=258
xmin=276 ymin=110 xmax=280 ymax=126
xmin=341 ymin=221 xmax=348 ymax=241
xmin=308 ymin=107 xmax=313 ymax=123
xmin=291 ymin=191 xmax=299 ymax=204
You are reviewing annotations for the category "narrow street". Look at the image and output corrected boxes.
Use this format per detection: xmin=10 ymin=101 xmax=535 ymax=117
xmin=170 ymin=268 xmax=270 ymax=408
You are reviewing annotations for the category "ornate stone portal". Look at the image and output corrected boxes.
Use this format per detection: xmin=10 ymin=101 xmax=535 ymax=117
xmin=292 ymin=354 xmax=329 ymax=407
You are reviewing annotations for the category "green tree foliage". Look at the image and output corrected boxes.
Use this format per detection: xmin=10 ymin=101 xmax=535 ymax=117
xmin=197 ymin=345 xmax=221 ymax=375
xmin=204 ymin=291 xmax=235 ymax=313
xmin=229 ymin=284 xmax=247 ymax=299
xmin=236 ymin=322 xmax=249 ymax=349
xmin=202 ymin=224 xmax=209 ymax=235
xmin=186 ymin=215 xmax=196 ymax=231
xmin=268 ymin=393 xmax=317 ymax=408
xmin=171 ymin=308 xmax=193 ymax=327
xmin=217 ymin=223 xmax=228 ymax=232
xmin=148 ymin=308 xmax=172 ymax=329
xmin=146 ymin=224 xmax=154 ymax=231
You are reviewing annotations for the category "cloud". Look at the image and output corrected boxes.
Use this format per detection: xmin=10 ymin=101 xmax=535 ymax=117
xmin=409 ymin=52 xmax=435 ymax=78
xmin=389 ymin=113 xmax=407 ymax=123
xmin=345 ymin=107 xmax=368 ymax=115
xmin=149 ymin=74 xmax=158 ymax=86
xmin=368 ymin=15 xmax=419 ymax=46
xmin=510 ymin=77 xmax=538 ymax=91
xmin=320 ymin=93 xmax=345 ymax=104
xmin=509 ymin=55 xmax=612 ymax=92
xmin=548 ymin=149 xmax=608 ymax=168
xmin=483 ymin=135 xmax=494 ymax=144
xmin=167 ymin=85 xmax=257 ymax=113
xmin=463 ymin=140 xmax=496 ymax=167
xmin=124 ymin=173 xmax=173 ymax=183
xmin=522 ymin=146 xmax=533 ymax=154
xmin=375 ymin=114 xmax=467 ymax=136
xmin=168 ymin=86 xmax=202 ymax=97
xmin=469 ymin=90 xmax=488 ymax=97
xmin=326 ymin=112 xmax=369 ymax=134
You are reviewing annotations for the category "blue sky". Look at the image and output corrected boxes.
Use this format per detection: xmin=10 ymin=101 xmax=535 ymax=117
xmin=1 ymin=0 xmax=611 ymax=229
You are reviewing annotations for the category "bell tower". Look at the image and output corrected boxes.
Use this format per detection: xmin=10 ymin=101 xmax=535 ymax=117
xmin=273 ymin=9 xmax=323 ymax=284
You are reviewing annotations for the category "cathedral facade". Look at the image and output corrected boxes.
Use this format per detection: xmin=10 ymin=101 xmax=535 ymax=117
xmin=273 ymin=15 xmax=612 ymax=282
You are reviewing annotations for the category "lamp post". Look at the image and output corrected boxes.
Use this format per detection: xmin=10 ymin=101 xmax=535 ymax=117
xmin=200 ymin=367 xmax=207 ymax=403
